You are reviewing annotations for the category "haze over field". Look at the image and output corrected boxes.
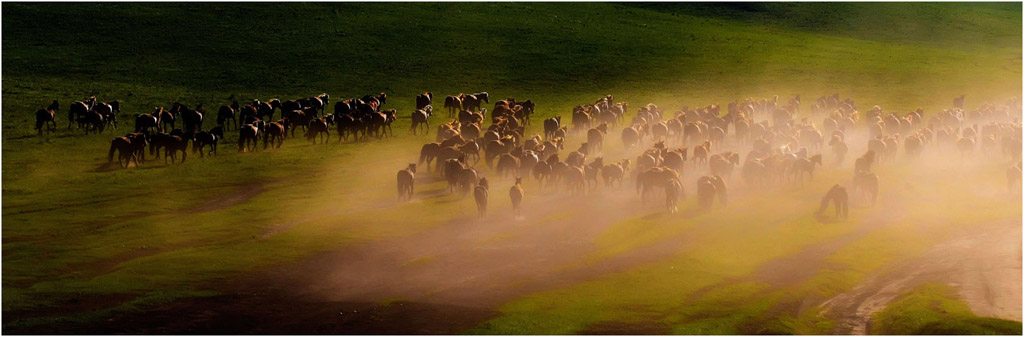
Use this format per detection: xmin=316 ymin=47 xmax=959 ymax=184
xmin=2 ymin=2 xmax=1021 ymax=334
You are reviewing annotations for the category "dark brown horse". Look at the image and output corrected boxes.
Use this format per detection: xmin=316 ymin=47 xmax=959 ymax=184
xmin=259 ymin=99 xmax=281 ymax=120
xmin=193 ymin=127 xmax=222 ymax=157
xmin=125 ymin=132 xmax=149 ymax=163
xmin=164 ymin=135 xmax=189 ymax=164
xmin=83 ymin=111 xmax=106 ymax=135
xmin=509 ymin=177 xmax=524 ymax=218
xmin=264 ymin=120 xmax=288 ymax=149
xmin=416 ymin=92 xmax=433 ymax=111
xmin=159 ymin=106 xmax=177 ymax=132
xmin=94 ymin=102 xmax=118 ymax=130
xmin=306 ymin=118 xmax=330 ymax=144
xmin=35 ymin=108 xmax=57 ymax=135
xmin=182 ymin=109 xmax=204 ymax=133
xmin=148 ymin=132 xmax=174 ymax=159
xmin=135 ymin=110 xmax=159 ymax=133
xmin=108 ymin=136 xmax=138 ymax=168
xmin=397 ymin=163 xmax=416 ymax=201
xmin=474 ymin=177 xmax=489 ymax=217
xmin=444 ymin=95 xmax=463 ymax=118
xmin=285 ymin=110 xmax=312 ymax=137
xmin=68 ymin=98 xmax=93 ymax=129
xmin=238 ymin=124 xmax=260 ymax=152
xmin=816 ymin=184 xmax=849 ymax=218
xmin=218 ymin=105 xmax=237 ymax=129
xmin=543 ymin=116 xmax=561 ymax=139
xmin=637 ymin=167 xmax=680 ymax=203
xmin=411 ymin=107 xmax=432 ymax=135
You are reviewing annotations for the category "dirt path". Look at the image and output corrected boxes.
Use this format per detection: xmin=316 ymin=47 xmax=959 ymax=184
xmin=821 ymin=221 xmax=1022 ymax=334
xmin=72 ymin=183 xmax=698 ymax=334
xmin=241 ymin=188 xmax=691 ymax=309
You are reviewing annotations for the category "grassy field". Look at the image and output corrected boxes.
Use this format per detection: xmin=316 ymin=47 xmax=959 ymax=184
xmin=871 ymin=283 xmax=1021 ymax=335
xmin=2 ymin=2 xmax=1021 ymax=334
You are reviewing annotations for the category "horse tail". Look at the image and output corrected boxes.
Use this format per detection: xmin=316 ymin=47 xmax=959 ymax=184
xmin=108 ymin=141 xmax=117 ymax=163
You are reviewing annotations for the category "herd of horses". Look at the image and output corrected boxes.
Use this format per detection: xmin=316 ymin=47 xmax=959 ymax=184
xmin=36 ymin=92 xmax=423 ymax=168
xmin=31 ymin=90 xmax=1023 ymax=219
xmin=399 ymin=93 xmax=1023 ymax=218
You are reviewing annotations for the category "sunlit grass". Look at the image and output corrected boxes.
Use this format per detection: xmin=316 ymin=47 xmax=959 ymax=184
xmin=871 ymin=283 xmax=1022 ymax=335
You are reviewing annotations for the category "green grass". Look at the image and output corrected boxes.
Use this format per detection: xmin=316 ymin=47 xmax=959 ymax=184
xmin=871 ymin=283 xmax=1022 ymax=335
xmin=2 ymin=2 xmax=1021 ymax=333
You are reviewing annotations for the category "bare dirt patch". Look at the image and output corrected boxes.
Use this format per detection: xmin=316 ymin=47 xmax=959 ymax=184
xmin=821 ymin=221 xmax=1022 ymax=334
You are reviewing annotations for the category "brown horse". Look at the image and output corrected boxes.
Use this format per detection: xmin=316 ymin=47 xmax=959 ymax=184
xmin=474 ymin=177 xmax=489 ymax=217
xmin=790 ymin=154 xmax=822 ymax=185
xmin=696 ymin=175 xmax=726 ymax=208
xmin=416 ymin=92 xmax=433 ymax=110
xmin=164 ymin=135 xmax=189 ymax=164
xmin=601 ymin=159 xmax=629 ymax=188
xmin=565 ymin=166 xmax=585 ymax=195
xmin=496 ymin=154 xmax=520 ymax=179
xmin=637 ymin=167 xmax=680 ymax=203
xmin=665 ymin=178 xmax=682 ymax=214
xmin=397 ymin=163 xmax=416 ymax=201
xmin=829 ymin=134 xmax=848 ymax=164
xmin=125 ymin=132 xmax=149 ymax=163
xmin=709 ymin=152 xmax=739 ymax=179
xmin=68 ymin=100 xmax=91 ymax=130
xmin=306 ymin=118 xmax=330 ymax=144
xmin=459 ymin=140 xmax=481 ymax=164
xmin=509 ymin=177 xmax=524 ymax=218
xmin=108 ymin=136 xmax=138 ymax=168
xmin=621 ymin=125 xmax=640 ymax=150
xmin=816 ymin=184 xmax=849 ymax=218
xmin=696 ymin=176 xmax=717 ymax=212
xmin=854 ymin=150 xmax=875 ymax=173
xmin=444 ymin=156 xmax=467 ymax=192
xmin=92 ymin=102 xmax=117 ymax=130
xmin=218 ymin=105 xmax=237 ymax=129
xmin=285 ymin=110 xmax=313 ymax=137
xmin=411 ymin=107 xmax=432 ymax=135
xmin=444 ymin=95 xmax=463 ymax=118
xmin=193 ymin=127 xmax=222 ymax=157
xmin=259 ymin=99 xmax=281 ymax=120
xmin=159 ymin=106 xmax=177 ymax=131
xmin=182 ymin=108 xmax=204 ymax=133
xmin=135 ymin=110 xmax=159 ymax=133
xmin=83 ymin=111 xmax=106 ymax=135
xmin=419 ymin=142 xmax=441 ymax=170
xmin=264 ymin=120 xmax=287 ymax=149
xmin=35 ymin=108 xmax=56 ymax=135
xmin=543 ymin=116 xmax=561 ymax=139
xmin=587 ymin=124 xmax=607 ymax=152
xmin=238 ymin=124 xmax=260 ymax=152
xmin=692 ymin=140 xmax=713 ymax=167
